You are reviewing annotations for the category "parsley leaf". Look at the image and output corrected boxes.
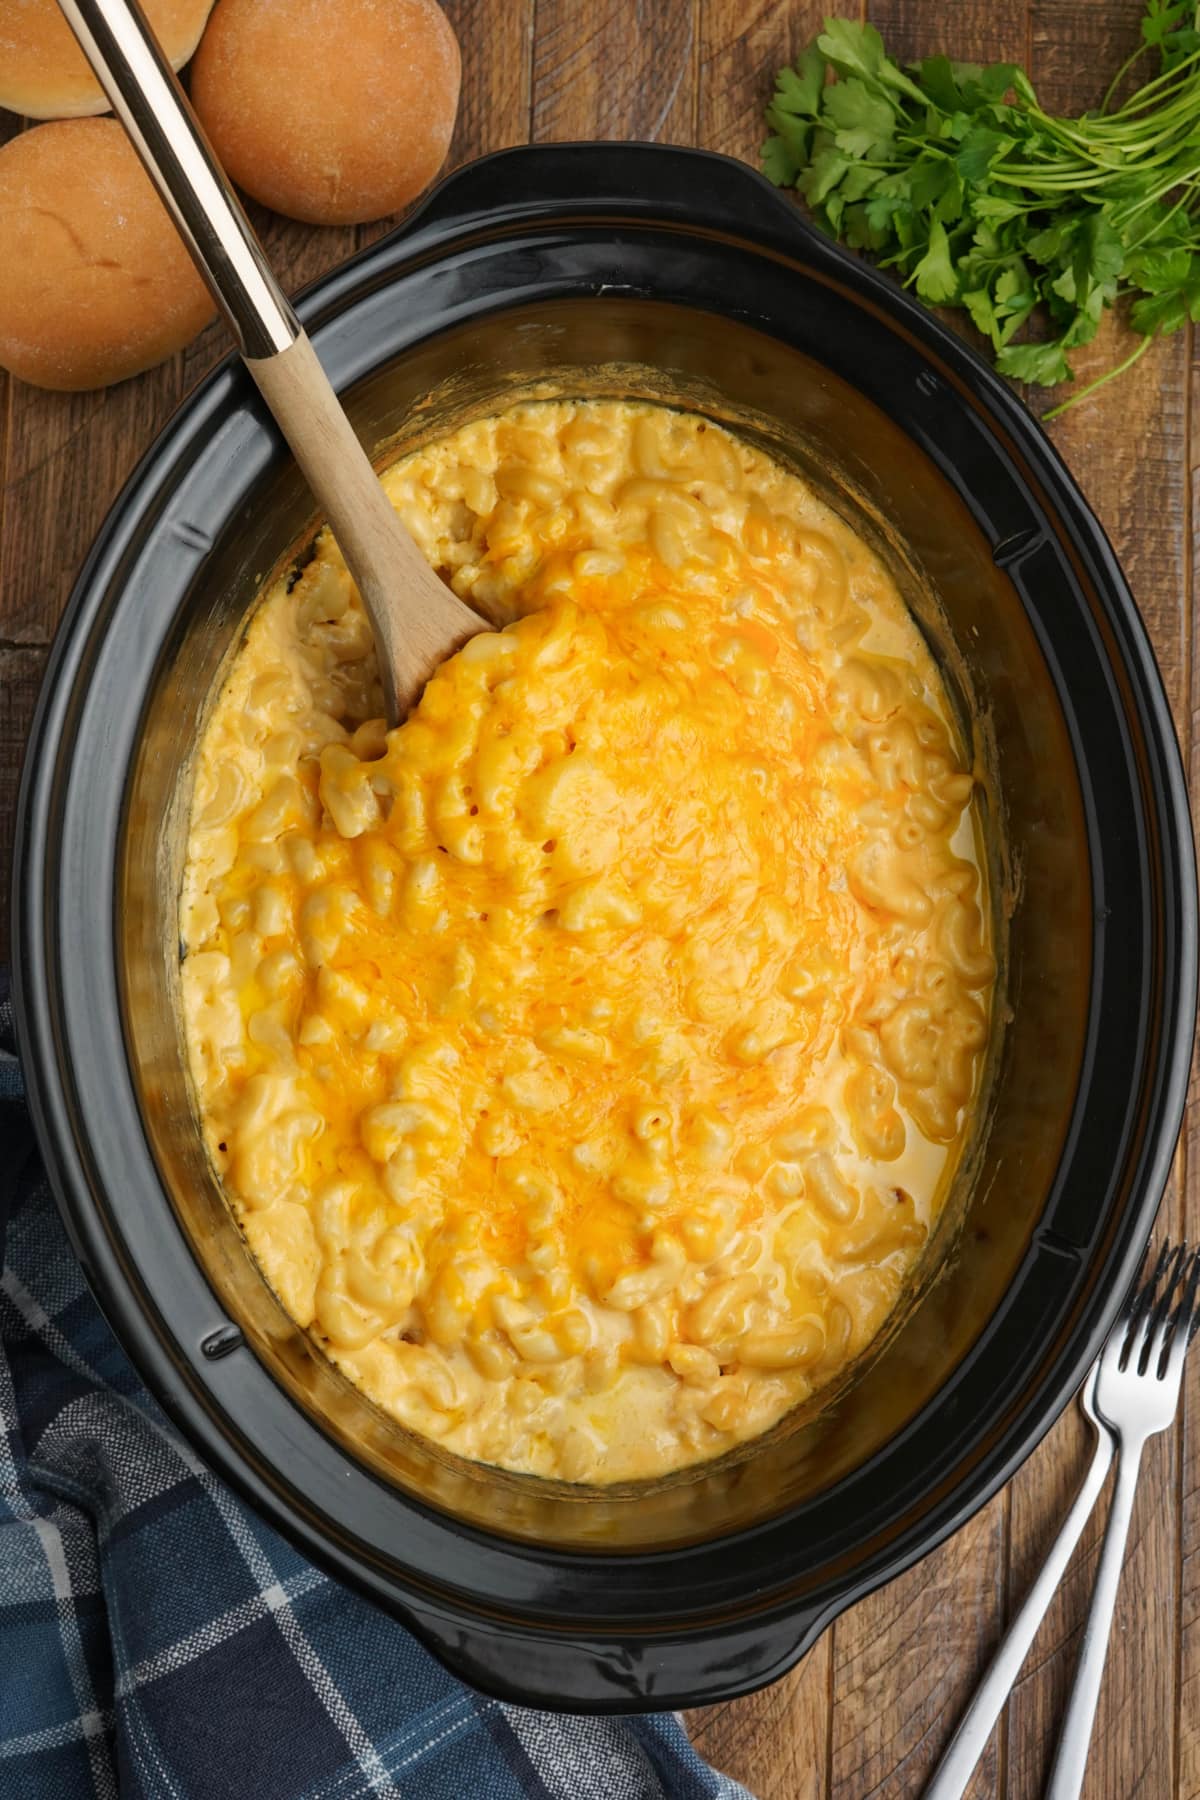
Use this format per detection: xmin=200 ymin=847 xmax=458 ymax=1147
xmin=776 ymin=47 xmax=826 ymax=118
xmin=963 ymin=286 xmax=999 ymax=340
xmin=823 ymin=79 xmax=897 ymax=158
xmin=761 ymin=134 xmax=800 ymax=188
xmin=997 ymin=339 xmax=1075 ymax=385
xmin=1127 ymin=245 xmax=1193 ymax=290
xmin=956 ymin=127 xmax=1012 ymax=183
xmin=799 ymin=144 xmax=852 ymax=206
xmin=912 ymin=219 xmax=959 ymax=301
xmin=1131 ymin=268 xmax=1200 ymax=332
xmin=1143 ymin=0 xmax=1200 ymax=69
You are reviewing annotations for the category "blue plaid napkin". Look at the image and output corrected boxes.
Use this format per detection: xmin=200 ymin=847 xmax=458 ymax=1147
xmin=0 ymin=977 xmax=753 ymax=1800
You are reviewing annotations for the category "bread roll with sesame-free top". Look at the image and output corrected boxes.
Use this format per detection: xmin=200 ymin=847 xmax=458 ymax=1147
xmin=0 ymin=121 xmax=216 ymax=391
xmin=191 ymin=0 xmax=461 ymax=226
xmin=0 ymin=0 xmax=215 ymax=119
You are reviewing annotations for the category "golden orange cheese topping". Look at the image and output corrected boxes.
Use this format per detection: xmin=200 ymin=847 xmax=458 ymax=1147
xmin=180 ymin=399 xmax=995 ymax=1483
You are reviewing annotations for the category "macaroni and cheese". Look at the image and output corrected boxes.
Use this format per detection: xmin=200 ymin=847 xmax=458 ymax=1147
xmin=180 ymin=399 xmax=994 ymax=1483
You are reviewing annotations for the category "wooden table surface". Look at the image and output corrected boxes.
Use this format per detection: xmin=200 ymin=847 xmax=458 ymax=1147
xmin=1 ymin=1 xmax=1196 ymax=1794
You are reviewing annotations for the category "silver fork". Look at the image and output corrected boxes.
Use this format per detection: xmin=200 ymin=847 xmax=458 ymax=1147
xmin=922 ymin=1362 xmax=1114 ymax=1799
xmin=1045 ymin=1240 xmax=1200 ymax=1800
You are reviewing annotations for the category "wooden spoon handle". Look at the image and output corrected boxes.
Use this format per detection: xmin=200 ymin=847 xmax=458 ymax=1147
xmin=247 ymin=336 xmax=484 ymax=719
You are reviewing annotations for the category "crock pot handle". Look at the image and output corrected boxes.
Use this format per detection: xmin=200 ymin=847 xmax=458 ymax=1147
xmin=398 ymin=1590 xmax=836 ymax=1712
xmin=406 ymin=141 xmax=823 ymax=258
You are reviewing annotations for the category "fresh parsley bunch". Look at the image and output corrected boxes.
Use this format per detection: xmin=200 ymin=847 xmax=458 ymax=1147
xmin=762 ymin=2 xmax=1200 ymax=413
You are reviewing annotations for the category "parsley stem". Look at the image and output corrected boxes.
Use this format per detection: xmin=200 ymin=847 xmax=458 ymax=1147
xmin=1101 ymin=40 xmax=1151 ymax=113
xmin=1083 ymin=108 xmax=1200 ymax=149
xmin=989 ymin=168 xmax=1115 ymax=190
xmin=1115 ymin=180 xmax=1198 ymax=234
xmin=1112 ymin=164 xmax=1200 ymax=223
xmin=1042 ymin=332 xmax=1155 ymax=419
xmin=1096 ymin=47 xmax=1200 ymax=118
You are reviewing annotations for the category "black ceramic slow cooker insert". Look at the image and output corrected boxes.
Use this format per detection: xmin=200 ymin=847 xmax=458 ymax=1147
xmin=13 ymin=145 xmax=1196 ymax=1710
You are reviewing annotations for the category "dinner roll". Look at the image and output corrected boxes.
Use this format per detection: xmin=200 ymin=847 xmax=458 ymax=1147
xmin=0 ymin=121 xmax=216 ymax=391
xmin=191 ymin=0 xmax=460 ymax=226
xmin=0 ymin=0 xmax=215 ymax=119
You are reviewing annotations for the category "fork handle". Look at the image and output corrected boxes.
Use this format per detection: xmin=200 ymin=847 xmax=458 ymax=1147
xmin=1045 ymin=1436 xmax=1145 ymax=1800
xmin=923 ymin=1425 xmax=1113 ymax=1800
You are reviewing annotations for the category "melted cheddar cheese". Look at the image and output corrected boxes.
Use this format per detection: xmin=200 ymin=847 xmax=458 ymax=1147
xmin=180 ymin=399 xmax=994 ymax=1483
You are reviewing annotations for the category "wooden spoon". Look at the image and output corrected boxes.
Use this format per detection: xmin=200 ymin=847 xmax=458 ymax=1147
xmin=57 ymin=0 xmax=487 ymax=726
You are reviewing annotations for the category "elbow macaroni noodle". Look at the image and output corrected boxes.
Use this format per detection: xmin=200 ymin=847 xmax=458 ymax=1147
xmin=180 ymin=399 xmax=994 ymax=1483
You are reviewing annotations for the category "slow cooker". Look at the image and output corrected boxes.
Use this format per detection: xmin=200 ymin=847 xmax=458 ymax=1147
xmin=13 ymin=144 xmax=1196 ymax=1710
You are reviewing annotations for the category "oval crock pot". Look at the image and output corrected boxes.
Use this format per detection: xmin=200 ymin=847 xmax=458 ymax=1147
xmin=13 ymin=144 xmax=1197 ymax=1711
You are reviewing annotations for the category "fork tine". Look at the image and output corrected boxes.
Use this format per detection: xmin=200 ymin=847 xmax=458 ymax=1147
xmin=1137 ymin=1241 xmax=1188 ymax=1377
xmin=1119 ymin=1238 xmax=1175 ymax=1370
xmin=1162 ymin=1247 xmax=1200 ymax=1381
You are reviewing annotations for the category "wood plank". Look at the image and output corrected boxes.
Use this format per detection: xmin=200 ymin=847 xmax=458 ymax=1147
xmin=532 ymin=0 xmax=697 ymax=143
xmin=1030 ymin=0 xmax=1141 ymax=113
xmin=0 ymin=355 xmax=9 ymax=607
xmin=1176 ymin=359 xmax=1200 ymax=1800
xmin=0 ymin=104 xmax=19 ymax=969
xmin=0 ymin=110 xmax=20 ymax=606
xmin=1006 ymin=12 xmax=1191 ymax=1799
xmin=829 ymin=1495 xmax=1008 ymax=1800
xmin=443 ymin=0 xmax=533 ymax=163
xmin=0 ymin=646 xmax=48 ymax=965
xmin=698 ymin=0 xmax=825 ymax=164
xmin=866 ymin=0 xmax=1030 ymax=63
xmin=687 ymin=1651 xmax=831 ymax=1800
xmin=0 ymin=363 xmax=184 ymax=644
